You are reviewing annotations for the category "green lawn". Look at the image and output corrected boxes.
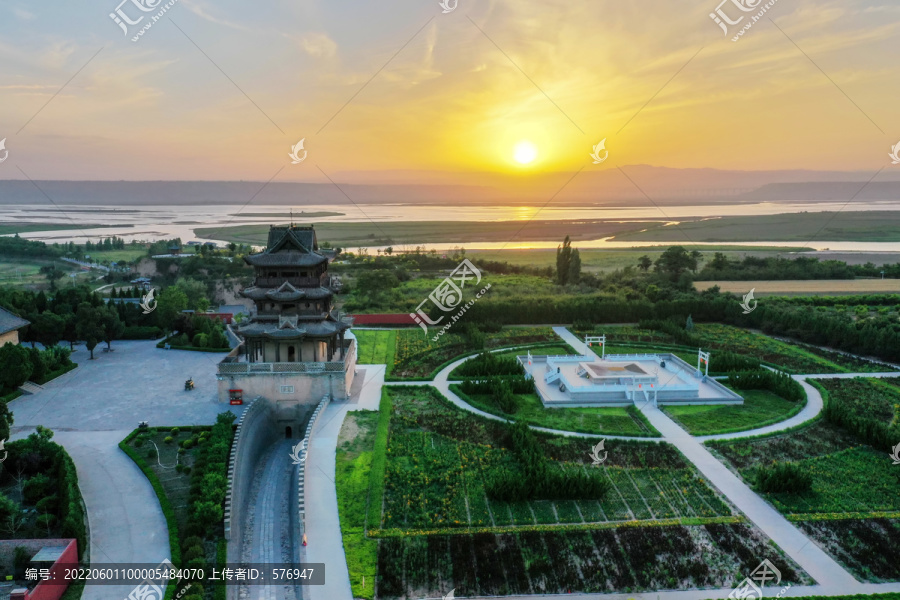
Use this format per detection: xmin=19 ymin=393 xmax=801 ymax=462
xmin=86 ymin=248 xmax=149 ymax=263
xmin=335 ymin=411 xmax=379 ymax=600
xmin=353 ymin=329 xmax=397 ymax=369
xmin=663 ymin=389 xmax=805 ymax=436
xmin=451 ymin=385 xmax=660 ymax=437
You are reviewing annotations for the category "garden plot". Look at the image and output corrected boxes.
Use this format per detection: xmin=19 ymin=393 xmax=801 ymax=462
xmin=375 ymin=523 xmax=810 ymax=598
xmin=379 ymin=387 xmax=732 ymax=533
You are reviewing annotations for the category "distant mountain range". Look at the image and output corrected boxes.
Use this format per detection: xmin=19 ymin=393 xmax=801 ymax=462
xmin=1 ymin=166 xmax=898 ymax=206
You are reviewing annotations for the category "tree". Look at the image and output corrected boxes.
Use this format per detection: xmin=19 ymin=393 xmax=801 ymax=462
xmin=709 ymin=252 xmax=730 ymax=270
xmin=0 ymin=343 xmax=33 ymax=392
xmin=31 ymin=312 xmax=66 ymax=349
xmin=556 ymin=236 xmax=577 ymax=285
xmin=637 ymin=255 xmax=652 ymax=271
xmin=156 ymin=287 xmax=188 ymax=332
xmin=99 ymin=306 xmax=125 ymax=349
xmin=567 ymin=248 xmax=582 ymax=285
xmin=0 ymin=396 xmax=13 ymax=440
xmin=174 ymin=278 xmax=208 ymax=311
xmin=654 ymin=246 xmax=698 ymax=281
xmin=356 ymin=270 xmax=400 ymax=300
xmin=75 ymin=302 xmax=104 ymax=359
xmin=685 ymin=314 xmax=694 ymax=332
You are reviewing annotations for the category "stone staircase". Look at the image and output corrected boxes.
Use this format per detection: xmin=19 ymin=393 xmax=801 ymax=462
xmin=18 ymin=381 xmax=44 ymax=395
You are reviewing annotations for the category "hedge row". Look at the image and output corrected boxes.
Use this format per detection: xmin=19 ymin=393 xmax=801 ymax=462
xmin=119 ymin=429 xmax=183 ymax=564
xmin=727 ymin=370 xmax=805 ymax=403
xmin=366 ymin=389 xmax=392 ymax=531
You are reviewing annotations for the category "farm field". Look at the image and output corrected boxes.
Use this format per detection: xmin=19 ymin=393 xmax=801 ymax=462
xmin=816 ymin=377 xmax=900 ymax=425
xmin=710 ymin=421 xmax=899 ymax=517
xmin=379 ymin=386 xmax=730 ymax=533
xmin=353 ymin=329 xmax=397 ymax=367
xmin=389 ymin=326 xmax=561 ymax=379
xmin=692 ymin=323 xmax=887 ymax=373
xmin=363 ymin=385 xmax=815 ymax=597
xmin=663 ymin=389 xmax=804 ymax=436
xmin=335 ymin=411 xmax=379 ymax=600
xmin=610 ymin=211 xmax=900 ymax=243
xmin=695 ymin=279 xmax=900 ymax=295
xmin=375 ymin=523 xmax=809 ymax=598
xmin=797 ymin=518 xmax=900 ymax=582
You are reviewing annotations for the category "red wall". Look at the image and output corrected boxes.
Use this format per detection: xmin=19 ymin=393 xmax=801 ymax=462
xmin=351 ymin=314 xmax=417 ymax=326
xmin=21 ymin=539 xmax=78 ymax=600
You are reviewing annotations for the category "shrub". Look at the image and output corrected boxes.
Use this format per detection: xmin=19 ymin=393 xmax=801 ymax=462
xmin=134 ymin=439 xmax=144 ymax=448
xmin=164 ymin=436 xmax=174 ymax=444
xmin=182 ymin=466 xmax=192 ymax=475
xmin=183 ymin=536 xmax=204 ymax=549
xmin=35 ymin=495 xmax=59 ymax=514
xmin=456 ymin=351 xmax=524 ymax=377
xmin=181 ymin=439 xmax=194 ymax=450
xmin=171 ymin=427 xmax=180 ymax=436
xmin=183 ymin=523 xmax=205 ymax=538
xmin=182 ymin=545 xmax=205 ymax=562
xmin=192 ymin=333 xmax=209 ymax=348
xmin=23 ymin=473 xmax=52 ymax=504
xmin=756 ymin=462 xmax=813 ymax=494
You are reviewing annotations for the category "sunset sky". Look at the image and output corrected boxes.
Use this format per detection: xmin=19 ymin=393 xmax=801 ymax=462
xmin=0 ymin=0 xmax=898 ymax=182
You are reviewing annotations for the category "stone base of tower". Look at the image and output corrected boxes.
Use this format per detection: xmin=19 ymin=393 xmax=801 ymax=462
xmin=216 ymin=339 xmax=357 ymax=423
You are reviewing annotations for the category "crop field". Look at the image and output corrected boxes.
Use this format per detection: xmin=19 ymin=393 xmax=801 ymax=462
xmin=335 ymin=411 xmax=380 ymax=599
xmin=797 ymin=518 xmax=900 ymax=582
xmin=710 ymin=420 xmax=899 ymax=517
xmin=663 ymin=389 xmax=804 ymax=436
xmin=365 ymin=387 xmax=814 ymax=597
xmin=354 ymin=329 xmax=398 ymax=367
xmin=451 ymin=385 xmax=659 ymax=437
xmin=390 ymin=326 xmax=560 ymax=379
xmin=375 ymin=523 xmax=808 ymax=598
xmin=695 ymin=279 xmax=900 ymax=295
xmin=379 ymin=387 xmax=731 ymax=533
xmin=816 ymin=378 xmax=900 ymax=425
xmin=692 ymin=323 xmax=873 ymax=374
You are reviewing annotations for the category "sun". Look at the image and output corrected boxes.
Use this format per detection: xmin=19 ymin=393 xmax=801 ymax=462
xmin=513 ymin=140 xmax=538 ymax=165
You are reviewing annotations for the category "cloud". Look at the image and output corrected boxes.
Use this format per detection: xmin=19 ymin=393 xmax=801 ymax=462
xmin=299 ymin=32 xmax=337 ymax=58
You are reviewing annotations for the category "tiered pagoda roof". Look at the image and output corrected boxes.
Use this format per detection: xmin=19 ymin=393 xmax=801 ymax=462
xmin=243 ymin=226 xmax=327 ymax=268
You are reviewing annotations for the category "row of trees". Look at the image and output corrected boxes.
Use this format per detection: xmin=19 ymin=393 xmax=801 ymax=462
xmin=486 ymin=423 xmax=610 ymax=501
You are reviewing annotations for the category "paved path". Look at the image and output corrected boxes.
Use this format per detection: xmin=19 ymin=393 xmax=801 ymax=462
xmin=8 ymin=341 xmax=240 ymax=600
xmin=639 ymin=402 xmax=859 ymax=589
xmin=301 ymin=365 xmax=384 ymax=600
xmin=240 ymin=441 xmax=299 ymax=600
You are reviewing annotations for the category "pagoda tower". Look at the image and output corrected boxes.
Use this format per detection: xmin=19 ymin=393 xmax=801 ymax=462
xmin=235 ymin=225 xmax=350 ymax=363
xmin=217 ymin=225 xmax=356 ymax=410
